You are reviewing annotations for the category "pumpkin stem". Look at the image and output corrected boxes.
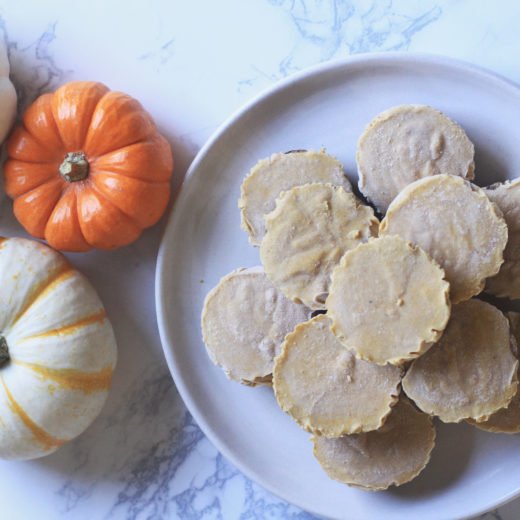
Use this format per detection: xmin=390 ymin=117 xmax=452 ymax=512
xmin=0 ymin=336 xmax=9 ymax=367
xmin=59 ymin=151 xmax=90 ymax=182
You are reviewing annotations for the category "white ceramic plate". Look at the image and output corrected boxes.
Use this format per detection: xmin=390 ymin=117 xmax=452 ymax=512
xmin=156 ymin=53 xmax=520 ymax=520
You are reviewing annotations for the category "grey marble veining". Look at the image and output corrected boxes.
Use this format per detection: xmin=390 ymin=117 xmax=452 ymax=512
xmin=0 ymin=0 xmax=518 ymax=518
xmin=41 ymin=360 xmax=315 ymax=520
xmin=239 ymin=1 xmax=443 ymax=88
xmin=139 ymin=38 xmax=176 ymax=70
xmin=0 ymin=17 xmax=67 ymax=112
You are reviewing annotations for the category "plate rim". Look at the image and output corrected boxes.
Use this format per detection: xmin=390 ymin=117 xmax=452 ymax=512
xmin=155 ymin=51 xmax=520 ymax=519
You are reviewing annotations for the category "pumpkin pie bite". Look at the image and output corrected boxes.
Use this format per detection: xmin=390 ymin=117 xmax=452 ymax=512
xmin=260 ymin=183 xmax=378 ymax=310
xmin=239 ymin=150 xmax=352 ymax=246
xmin=484 ymin=179 xmax=520 ymax=298
xmin=380 ymin=174 xmax=508 ymax=303
xmin=201 ymin=267 xmax=311 ymax=385
xmin=312 ymin=397 xmax=435 ymax=491
xmin=273 ymin=314 xmax=401 ymax=437
xmin=403 ymin=300 xmax=518 ymax=423
xmin=468 ymin=312 xmax=520 ymax=433
xmin=357 ymin=104 xmax=475 ymax=213
xmin=327 ymin=235 xmax=450 ymax=366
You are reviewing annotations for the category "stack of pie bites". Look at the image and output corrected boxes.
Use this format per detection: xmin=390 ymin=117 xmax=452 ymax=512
xmin=201 ymin=104 xmax=520 ymax=491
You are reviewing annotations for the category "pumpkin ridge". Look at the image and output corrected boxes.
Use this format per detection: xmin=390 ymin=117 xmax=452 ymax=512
xmin=17 ymin=123 xmax=48 ymax=153
xmin=84 ymin=91 xmax=156 ymax=157
xmin=51 ymin=82 xmax=110 ymax=152
xmin=88 ymin=135 xmax=173 ymax=183
xmin=5 ymin=151 xmax=61 ymax=166
xmin=10 ymin=265 xmax=74 ymax=329
xmin=19 ymin=119 xmax=60 ymax=157
xmin=68 ymin=187 xmax=93 ymax=249
xmin=89 ymin=167 xmax=172 ymax=185
xmin=86 ymin=183 xmax=144 ymax=229
xmin=76 ymin=88 xmax=111 ymax=155
xmin=1 ymin=378 xmax=66 ymax=449
xmin=21 ymin=92 xmax=64 ymax=156
xmin=7 ymin=99 xmax=64 ymax=164
xmin=87 ymin=135 xmax=150 ymax=160
xmin=43 ymin=188 xmax=91 ymax=252
xmin=7 ymin=173 xmax=63 ymax=200
xmin=88 ymin=132 xmax=158 ymax=158
xmin=13 ymin=178 xmax=65 ymax=238
xmin=11 ymin=361 xmax=113 ymax=394
xmin=22 ymin=309 xmax=107 ymax=340
xmin=88 ymin=172 xmax=170 ymax=230
xmin=75 ymin=185 xmax=142 ymax=249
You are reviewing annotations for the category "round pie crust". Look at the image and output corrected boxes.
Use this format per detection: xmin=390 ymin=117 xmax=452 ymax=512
xmin=380 ymin=174 xmax=508 ymax=304
xmin=312 ymin=398 xmax=436 ymax=491
xmin=273 ymin=314 xmax=401 ymax=436
xmin=468 ymin=312 xmax=520 ymax=433
xmin=239 ymin=150 xmax=352 ymax=246
xmin=260 ymin=183 xmax=378 ymax=310
xmin=357 ymin=104 xmax=475 ymax=213
xmin=403 ymin=299 xmax=518 ymax=423
xmin=327 ymin=235 xmax=450 ymax=365
xmin=485 ymin=179 xmax=520 ymax=298
xmin=201 ymin=267 xmax=311 ymax=385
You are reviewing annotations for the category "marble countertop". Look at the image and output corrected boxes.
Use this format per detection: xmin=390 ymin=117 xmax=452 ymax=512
xmin=1 ymin=1 xmax=520 ymax=519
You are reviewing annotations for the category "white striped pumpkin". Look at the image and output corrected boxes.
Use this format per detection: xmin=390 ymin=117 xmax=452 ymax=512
xmin=0 ymin=237 xmax=117 ymax=460
xmin=0 ymin=41 xmax=17 ymax=143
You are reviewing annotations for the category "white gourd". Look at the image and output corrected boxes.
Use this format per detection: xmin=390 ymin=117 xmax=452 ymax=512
xmin=0 ymin=237 xmax=117 ymax=460
xmin=0 ymin=41 xmax=16 ymax=143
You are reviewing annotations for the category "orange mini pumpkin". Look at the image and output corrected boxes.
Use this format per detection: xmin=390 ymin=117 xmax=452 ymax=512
xmin=4 ymin=81 xmax=174 ymax=251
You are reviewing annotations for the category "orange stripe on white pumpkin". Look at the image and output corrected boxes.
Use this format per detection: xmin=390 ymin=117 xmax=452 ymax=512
xmin=11 ymin=264 xmax=73 ymax=327
xmin=23 ymin=309 xmax=107 ymax=340
xmin=11 ymin=361 xmax=113 ymax=393
xmin=1 ymin=378 xmax=66 ymax=449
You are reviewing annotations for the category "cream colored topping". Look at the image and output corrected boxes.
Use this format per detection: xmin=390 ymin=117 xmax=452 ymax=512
xmin=380 ymin=174 xmax=508 ymax=303
xmin=485 ymin=179 xmax=520 ymax=298
xmin=327 ymin=235 xmax=450 ymax=366
xmin=357 ymin=104 xmax=475 ymax=213
xmin=403 ymin=300 xmax=518 ymax=423
xmin=260 ymin=183 xmax=378 ymax=310
xmin=273 ymin=315 xmax=401 ymax=436
xmin=201 ymin=267 xmax=311 ymax=384
xmin=468 ymin=312 xmax=520 ymax=433
xmin=312 ymin=398 xmax=435 ymax=490
xmin=239 ymin=150 xmax=352 ymax=246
